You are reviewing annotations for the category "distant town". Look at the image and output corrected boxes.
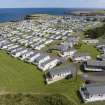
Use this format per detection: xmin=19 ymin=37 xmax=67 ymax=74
xmin=1 ymin=12 xmax=105 ymax=105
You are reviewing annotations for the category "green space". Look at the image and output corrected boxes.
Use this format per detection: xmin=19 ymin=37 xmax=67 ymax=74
xmin=84 ymin=23 xmax=105 ymax=39
xmin=0 ymin=50 xmax=82 ymax=105
xmin=77 ymin=43 xmax=100 ymax=59
xmin=0 ymin=50 xmax=105 ymax=105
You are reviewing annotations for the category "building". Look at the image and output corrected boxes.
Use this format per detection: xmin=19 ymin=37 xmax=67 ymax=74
xmin=7 ymin=44 xmax=20 ymax=51
xmin=67 ymin=36 xmax=79 ymax=48
xmin=11 ymin=48 xmax=28 ymax=58
xmin=80 ymin=83 xmax=105 ymax=103
xmin=25 ymin=52 xmax=40 ymax=63
xmin=82 ymin=38 xmax=99 ymax=44
xmin=71 ymin=52 xmax=91 ymax=63
xmin=20 ymin=51 xmax=34 ymax=60
xmin=33 ymin=54 xmax=50 ymax=65
xmin=97 ymin=54 xmax=105 ymax=61
xmin=38 ymin=58 xmax=59 ymax=71
xmin=45 ymin=65 xmax=76 ymax=84
xmin=59 ymin=48 xmax=77 ymax=57
xmin=96 ymin=42 xmax=105 ymax=49
xmin=84 ymin=60 xmax=105 ymax=71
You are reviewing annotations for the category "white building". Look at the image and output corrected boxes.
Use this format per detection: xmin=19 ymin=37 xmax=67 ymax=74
xmin=59 ymin=48 xmax=77 ymax=57
xmin=80 ymin=83 xmax=105 ymax=103
xmin=33 ymin=54 xmax=50 ymax=65
xmin=84 ymin=60 xmax=105 ymax=71
xmin=38 ymin=58 xmax=59 ymax=71
xmin=82 ymin=38 xmax=99 ymax=44
xmin=26 ymin=52 xmax=41 ymax=63
xmin=45 ymin=65 xmax=76 ymax=84
xmin=20 ymin=51 xmax=34 ymax=60
xmin=11 ymin=49 xmax=28 ymax=58
xmin=71 ymin=52 xmax=91 ymax=63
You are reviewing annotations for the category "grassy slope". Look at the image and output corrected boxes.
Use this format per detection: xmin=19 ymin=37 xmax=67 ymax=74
xmin=78 ymin=43 xmax=100 ymax=59
xmin=0 ymin=50 xmax=105 ymax=105
xmin=0 ymin=94 xmax=75 ymax=105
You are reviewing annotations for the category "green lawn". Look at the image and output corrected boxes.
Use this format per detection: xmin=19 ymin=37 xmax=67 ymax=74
xmin=78 ymin=43 xmax=100 ymax=59
xmin=0 ymin=50 xmax=105 ymax=105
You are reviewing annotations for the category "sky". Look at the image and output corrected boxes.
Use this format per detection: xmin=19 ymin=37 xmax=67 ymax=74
xmin=0 ymin=0 xmax=105 ymax=8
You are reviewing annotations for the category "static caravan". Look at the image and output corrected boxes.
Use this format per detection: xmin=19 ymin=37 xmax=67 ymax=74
xmin=38 ymin=58 xmax=59 ymax=71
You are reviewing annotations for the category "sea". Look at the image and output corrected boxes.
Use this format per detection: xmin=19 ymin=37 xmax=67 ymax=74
xmin=0 ymin=8 xmax=104 ymax=22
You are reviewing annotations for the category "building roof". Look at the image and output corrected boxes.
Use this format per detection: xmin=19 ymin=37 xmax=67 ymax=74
xmin=40 ymin=58 xmax=59 ymax=67
xmin=35 ymin=53 xmax=49 ymax=62
xmin=85 ymin=83 xmax=105 ymax=95
xmin=48 ymin=64 xmax=76 ymax=76
xmin=86 ymin=60 xmax=105 ymax=67
xmin=29 ymin=51 xmax=39 ymax=58
xmin=96 ymin=42 xmax=105 ymax=46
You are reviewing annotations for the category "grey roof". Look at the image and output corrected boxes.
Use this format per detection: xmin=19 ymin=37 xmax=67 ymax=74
xmin=2 ymin=42 xmax=11 ymax=46
xmin=97 ymin=42 xmax=105 ymax=46
xmin=13 ymin=48 xmax=26 ymax=54
xmin=11 ymin=47 xmax=23 ymax=53
xmin=40 ymin=58 xmax=59 ymax=67
xmin=85 ymin=83 xmax=105 ymax=95
xmin=9 ymin=46 xmax=20 ymax=51
xmin=86 ymin=60 xmax=105 ymax=67
xmin=59 ymin=44 xmax=69 ymax=52
xmin=29 ymin=51 xmax=39 ymax=58
xmin=35 ymin=53 xmax=49 ymax=62
xmin=100 ymin=54 xmax=105 ymax=60
xmin=48 ymin=64 xmax=76 ymax=76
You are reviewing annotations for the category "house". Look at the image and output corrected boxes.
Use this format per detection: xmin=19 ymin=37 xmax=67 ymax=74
xmin=44 ymin=39 xmax=53 ymax=45
xmin=45 ymin=65 xmax=76 ymax=84
xmin=97 ymin=46 xmax=105 ymax=54
xmin=96 ymin=42 xmax=105 ymax=49
xmin=0 ymin=42 xmax=11 ymax=49
xmin=67 ymin=36 xmax=79 ymax=48
xmin=82 ymin=38 xmax=99 ymax=44
xmin=80 ymin=83 xmax=105 ymax=103
xmin=8 ymin=46 xmax=21 ymax=53
xmin=35 ymin=44 xmax=45 ymax=50
xmin=97 ymin=54 xmax=105 ymax=61
xmin=33 ymin=53 xmax=50 ymax=65
xmin=26 ymin=52 xmax=41 ymax=63
xmin=84 ymin=60 xmax=105 ymax=71
xmin=38 ymin=58 xmax=60 ymax=71
xmin=0 ymin=40 xmax=8 ymax=48
xmin=7 ymin=45 xmax=20 ymax=51
xmin=59 ymin=47 xmax=77 ymax=58
xmin=10 ymin=47 xmax=23 ymax=54
xmin=11 ymin=48 xmax=28 ymax=58
xmin=71 ymin=52 xmax=91 ymax=63
xmin=20 ymin=51 xmax=34 ymax=60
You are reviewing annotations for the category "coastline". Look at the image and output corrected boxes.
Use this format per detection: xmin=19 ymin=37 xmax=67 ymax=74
xmin=0 ymin=8 xmax=105 ymax=22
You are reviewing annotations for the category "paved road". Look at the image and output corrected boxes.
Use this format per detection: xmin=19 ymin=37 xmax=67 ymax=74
xmin=81 ymin=72 xmax=105 ymax=82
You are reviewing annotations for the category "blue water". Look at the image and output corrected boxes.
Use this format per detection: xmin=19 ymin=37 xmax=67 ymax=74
xmin=0 ymin=8 xmax=103 ymax=22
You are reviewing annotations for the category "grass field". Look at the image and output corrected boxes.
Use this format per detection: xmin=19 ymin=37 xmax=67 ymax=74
xmin=78 ymin=43 xmax=100 ymax=59
xmin=0 ymin=50 xmax=105 ymax=105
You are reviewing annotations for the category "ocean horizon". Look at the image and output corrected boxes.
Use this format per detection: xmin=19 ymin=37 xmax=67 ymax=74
xmin=0 ymin=8 xmax=104 ymax=22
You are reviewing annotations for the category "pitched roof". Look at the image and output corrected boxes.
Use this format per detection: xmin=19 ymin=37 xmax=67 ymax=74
xmin=86 ymin=60 xmax=105 ymax=67
xmin=48 ymin=64 xmax=76 ymax=76
xmin=85 ymin=83 xmax=105 ymax=95
xmin=35 ymin=53 xmax=49 ymax=62
xmin=40 ymin=58 xmax=58 ymax=67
